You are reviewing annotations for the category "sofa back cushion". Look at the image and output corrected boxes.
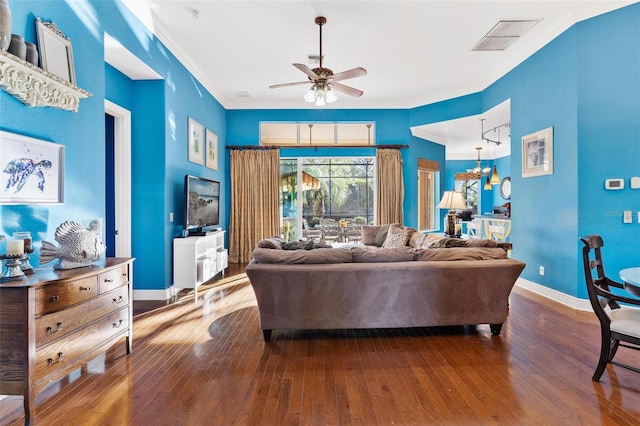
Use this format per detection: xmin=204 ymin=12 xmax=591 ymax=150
xmin=350 ymin=246 xmax=415 ymax=263
xmin=257 ymin=237 xmax=285 ymax=249
xmin=361 ymin=225 xmax=381 ymax=245
xmin=415 ymin=247 xmax=508 ymax=261
xmin=252 ymin=247 xmax=353 ymax=264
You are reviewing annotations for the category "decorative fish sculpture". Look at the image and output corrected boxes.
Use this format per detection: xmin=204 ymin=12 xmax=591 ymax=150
xmin=40 ymin=220 xmax=106 ymax=269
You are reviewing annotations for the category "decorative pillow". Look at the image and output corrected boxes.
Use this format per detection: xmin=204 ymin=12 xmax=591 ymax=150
xmin=466 ymin=238 xmax=499 ymax=248
xmin=426 ymin=237 xmax=468 ymax=248
xmin=421 ymin=233 xmax=445 ymax=248
xmin=414 ymin=247 xmax=508 ymax=261
xmin=282 ymin=240 xmax=315 ymax=250
xmin=351 ymin=246 xmax=415 ymax=263
xmin=252 ymin=247 xmax=353 ymax=264
xmin=361 ymin=225 xmax=382 ymax=245
xmin=257 ymin=237 xmax=285 ymax=249
xmin=374 ymin=224 xmax=391 ymax=247
xmin=383 ymin=229 xmax=412 ymax=248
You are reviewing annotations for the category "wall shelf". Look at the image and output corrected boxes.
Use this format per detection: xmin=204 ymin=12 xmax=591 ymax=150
xmin=0 ymin=50 xmax=91 ymax=112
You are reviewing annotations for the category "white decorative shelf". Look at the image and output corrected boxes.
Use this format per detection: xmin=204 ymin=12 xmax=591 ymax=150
xmin=0 ymin=50 xmax=91 ymax=112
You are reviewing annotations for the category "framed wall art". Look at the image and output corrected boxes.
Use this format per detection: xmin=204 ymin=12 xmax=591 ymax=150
xmin=188 ymin=117 xmax=204 ymax=165
xmin=205 ymin=129 xmax=218 ymax=170
xmin=0 ymin=130 xmax=65 ymax=204
xmin=522 ymin=127 xmax=553 ymax=178
xmin=36 ymin=18 xmax=76 ymax=85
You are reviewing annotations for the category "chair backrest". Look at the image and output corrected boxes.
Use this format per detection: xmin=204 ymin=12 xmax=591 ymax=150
xmin=465 ymin=221 xmax=482 ymax=239
xmin=580 ymin=234 xmax=621 ymax=324
xmin=488 ymin=224 xmax=507 ymax=241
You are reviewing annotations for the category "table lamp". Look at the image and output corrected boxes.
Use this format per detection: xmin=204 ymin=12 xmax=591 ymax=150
xmin=437 ymin=191 xmax=467 ymax=237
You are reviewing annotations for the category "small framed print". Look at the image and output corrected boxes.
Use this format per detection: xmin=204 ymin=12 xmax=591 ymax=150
xmin=36 ymin=18 xmax=76 ymax=85
xmin=188 ymin=117 xmax=204 ymax=165
xmin=205 ymin=129 xmax=218 ymax=170
xmin=522 ymin=127 xmax=553 ymax=178
xmin=0 ymin=130 xmax=65 ymax=204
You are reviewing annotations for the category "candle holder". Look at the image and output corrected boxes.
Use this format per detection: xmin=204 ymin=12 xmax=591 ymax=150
xmin=1 ymin=254 xmax=27 ymax=282
xmin=19 ymin=249 xmax=35 ymax=274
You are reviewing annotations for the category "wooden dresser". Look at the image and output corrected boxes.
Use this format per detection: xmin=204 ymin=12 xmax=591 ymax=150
xmin=0 ymin=257 xmax=134 ymax=426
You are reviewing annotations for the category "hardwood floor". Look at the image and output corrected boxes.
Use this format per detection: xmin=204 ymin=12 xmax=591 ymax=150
xmin=2 ymin=264 xmax=639 ymax=425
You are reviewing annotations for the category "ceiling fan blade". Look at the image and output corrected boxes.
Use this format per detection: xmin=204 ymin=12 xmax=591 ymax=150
xmin=331 ymin=67 xmax=367 ymax=82
xmin=293 ymin=63 xmax=318 ymax=80
xmin=269 ymin=81 xmax=312 ymax=89
xmin=332 ymin=82 xmax=364 ymax=97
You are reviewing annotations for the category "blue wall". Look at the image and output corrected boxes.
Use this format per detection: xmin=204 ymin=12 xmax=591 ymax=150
xmin=2 ymin=1 xmax=639 ymax=301
xmin=1 ymin=1 xmax=227 ymax=292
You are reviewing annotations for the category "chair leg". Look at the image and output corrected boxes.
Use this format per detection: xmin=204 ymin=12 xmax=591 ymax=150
xmin=593 ymin=331 xmax=612 ymax=382
xmin=608 ymin=339 xmax=620 ymax=361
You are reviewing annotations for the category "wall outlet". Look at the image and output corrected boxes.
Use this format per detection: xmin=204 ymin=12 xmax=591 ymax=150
xmin=169 ymin=212 xmax=174 ymax=222
xmin=539 ymin=266 xmax=545 ymax=276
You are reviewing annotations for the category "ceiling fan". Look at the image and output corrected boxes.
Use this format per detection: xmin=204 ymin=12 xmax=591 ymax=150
xmin=269 ymin=16 xmax=367 ymax=106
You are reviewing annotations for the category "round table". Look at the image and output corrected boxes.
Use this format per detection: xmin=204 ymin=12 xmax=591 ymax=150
xmin=619 ymin=267 xmax=640 ymax=297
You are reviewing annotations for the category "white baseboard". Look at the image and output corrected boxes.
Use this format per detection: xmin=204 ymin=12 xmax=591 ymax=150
xmin=515 ymin=278 xmax=592 ymax=312
xmin=133 ymin=286 xmax=177 ymax=301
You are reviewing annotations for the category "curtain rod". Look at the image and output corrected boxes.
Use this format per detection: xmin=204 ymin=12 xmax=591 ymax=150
xmin=226 ymin=144 xmax=408 ymax=150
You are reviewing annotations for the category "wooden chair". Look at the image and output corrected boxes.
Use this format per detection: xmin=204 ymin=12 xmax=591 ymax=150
xmin=319 ymin=218 xmax=342 ymax=244
xmin=580 ymin=234 xmax=640 ymax=381
xmin=465 ymin=220 xmax=483 ymax=239
xmin=488 ymin=224 xmax=507 ymax=241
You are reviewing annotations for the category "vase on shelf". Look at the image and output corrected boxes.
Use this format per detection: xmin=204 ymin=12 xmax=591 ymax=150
xmin=25 ymin=42 xmax=37 ymax=65
xmin=8 ymin=33 xmax=25 ymax=60
xmin=0 ymin=0 xmax=11 ymax=51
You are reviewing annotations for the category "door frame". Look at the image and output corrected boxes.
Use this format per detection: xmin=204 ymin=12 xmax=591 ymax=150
xmin=105 ymin=100 xmax=132 ymax=257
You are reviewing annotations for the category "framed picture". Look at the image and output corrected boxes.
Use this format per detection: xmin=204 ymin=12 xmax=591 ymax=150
xmin=188 ymin=117 xmax=204 ymax=165
xmin=36 ymin=18 xmax=76 ymax=85
xmin=522 ymin=127 xmax=553 ymax=178
xmin=0 ymin=130 xmax=65 ymax=204
xmin=205 ymin=129 xmax=218 ymax=170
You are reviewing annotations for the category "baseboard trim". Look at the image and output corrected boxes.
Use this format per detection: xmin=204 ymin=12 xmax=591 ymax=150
xmin=515 ymin=278 xmax=592 ymax=312
xmin=133 ymin=286 xmax=176 ymax=301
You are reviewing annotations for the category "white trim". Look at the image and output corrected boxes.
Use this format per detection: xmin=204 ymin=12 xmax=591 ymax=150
xmin=104 ymin=100 xmax=132 ymax=258
xmin=515 ymin=278 xmax=592 ymax=312
xmin=133 ymin=287 xmax=176 ymax=301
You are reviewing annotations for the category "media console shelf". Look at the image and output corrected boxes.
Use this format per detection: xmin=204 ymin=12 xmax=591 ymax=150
xmin=173 ymin=230 xmax=228 ymax=302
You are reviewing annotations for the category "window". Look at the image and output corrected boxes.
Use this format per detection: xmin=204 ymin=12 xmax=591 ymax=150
xmin=261 ymin=122 xmax=375 ymax=146
xmin=417 ymin=158 xmax=439 ymax=231
xmin=279 ymin=157 xmax=375 ymax=240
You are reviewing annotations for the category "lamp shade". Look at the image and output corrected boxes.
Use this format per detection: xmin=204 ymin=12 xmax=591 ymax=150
xmin=437 ymin=191 xmax=467 ymax=210
xmin=490 ymin=165 xmax=500 ymax=184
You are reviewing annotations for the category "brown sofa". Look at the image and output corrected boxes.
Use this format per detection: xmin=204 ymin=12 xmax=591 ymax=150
xmin=245 ymin=234 xmax=526 ymax=342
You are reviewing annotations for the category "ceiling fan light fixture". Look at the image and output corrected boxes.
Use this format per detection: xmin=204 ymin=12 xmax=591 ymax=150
xmin=325 ymin=88 xmax=337 ymax=103
xmin=304 ymin=88 xmax=316 ymax=102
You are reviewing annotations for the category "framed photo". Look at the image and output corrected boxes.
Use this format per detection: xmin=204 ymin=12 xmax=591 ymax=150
xmin=188 ymin=117 xmax=204 ymax=165
xmin=36 ymin=18 xmax=76 ymax=85
xmin=522 ymin=127 xmax=553 ymax=178
xmin=205 ymin=129 xmax=218 ymax=170
xmin=0 ymin=130 xmax=65 ymax=204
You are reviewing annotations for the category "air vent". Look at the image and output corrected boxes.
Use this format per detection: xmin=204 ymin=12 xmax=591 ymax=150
xmin=473 ymin=20 xmax=540 ymax=51
xmin=234 ymin=91 xmax=250 ymax=98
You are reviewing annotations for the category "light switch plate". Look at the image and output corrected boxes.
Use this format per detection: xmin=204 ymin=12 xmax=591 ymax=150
xmin=631 ymin=177 xmax=640 ymax=189
xmin=623 ymin=210 xmax=632 ymax=223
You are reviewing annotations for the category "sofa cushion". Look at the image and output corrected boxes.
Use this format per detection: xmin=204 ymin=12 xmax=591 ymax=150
xmin=466 ymin=238 xmax=499 ymax=248
xmin=257 ymin=237 xmax=285 ymax=249
xmin=408 ymin=232 xmax=426 ymax=248
xmin=252 ymin=247 xmax=353 ymax=264
xmin=374 ymin=224 xmax=392 ymax=247
xmin=361 ymin=225 xmax=382 ymax=245
xmin=350 ymin=246 xmax=415 ymax=263
xmin=427 ymin=237 xmax=468 ymax=248
xmin=415 ymin=247 xmax=508 ymax=261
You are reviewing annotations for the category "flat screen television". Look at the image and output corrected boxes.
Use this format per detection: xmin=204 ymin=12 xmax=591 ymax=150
xmin=184 ymin=174 xmax=220 ymax=236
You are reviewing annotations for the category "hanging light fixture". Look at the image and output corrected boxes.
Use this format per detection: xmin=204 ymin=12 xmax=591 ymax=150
xmin=490 ymin=128 xmax=501 ymax=185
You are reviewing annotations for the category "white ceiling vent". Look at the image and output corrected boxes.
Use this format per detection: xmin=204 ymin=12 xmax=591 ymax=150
xmin=234 ymin=91 xmax=250 ymax=98
xmin=473 ymin=20 xmax=540 ymax=51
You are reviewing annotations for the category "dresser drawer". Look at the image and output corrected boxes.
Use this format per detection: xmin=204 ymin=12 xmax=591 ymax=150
xmin=35 ymin=285 xmax=129 ymax=347
xmin=35 ymin=307 xmax=129 ymax=382
xmin=99 ymin=265 xmax=129 ymax=293
xmin=35 ymin=276 xmax=98 ymax=315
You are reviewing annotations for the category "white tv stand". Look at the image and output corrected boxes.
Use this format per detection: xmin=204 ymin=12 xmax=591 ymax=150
xmin=173 ymin=230 xmax=227 ymax=302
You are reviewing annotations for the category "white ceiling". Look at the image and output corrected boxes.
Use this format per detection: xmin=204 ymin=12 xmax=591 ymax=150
xmin=109 ymin=0 xmax=635 ymax=158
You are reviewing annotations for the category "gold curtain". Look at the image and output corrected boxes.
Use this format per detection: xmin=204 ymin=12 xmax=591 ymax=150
xmin=376 ymin=148 xmax=404 ymax=225
xmin=229 ymin=149 xmax=280 ymax=263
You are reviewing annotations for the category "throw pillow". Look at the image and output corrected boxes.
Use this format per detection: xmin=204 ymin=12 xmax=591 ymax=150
xmin=361 ymin=225 xmax=381 ymax=245
xmin=257 ymin=237 xmax=285 ymax=249
xmin=427 ymin=237 xmax=468 ymax=248
xmin=409 ymin=232 xmax=426 ymax=248
xmin=282 ymin=240 xmax=315 ymax=250
xmin=382 ymin=229 xmax=412 ymax=248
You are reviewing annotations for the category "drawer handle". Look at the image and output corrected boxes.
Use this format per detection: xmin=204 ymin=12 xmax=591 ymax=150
xmin=104 ymin=278 xmax=114 ymax=283
xmin=46 ymin=322 xmax=63 ymax=334
xmin=113 ymin=319 xmax=124 ymax=328
xmin=51 ymin=295 xmax=59 ymax=302
xmin=47 ymin=352 xmax=64 ymax=365
xmin=79 ymin=286 xmax=91 ymax=291
xmin=112 ymin=296 xmax=124 ymax=304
